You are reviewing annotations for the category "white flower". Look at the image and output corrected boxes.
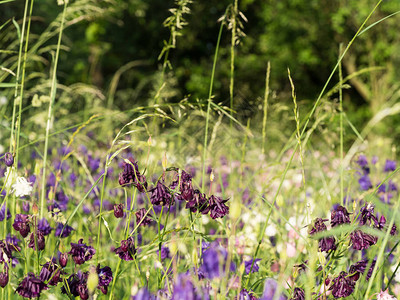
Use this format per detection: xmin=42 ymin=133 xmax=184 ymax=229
xmin=4 ymin=167 xmax=17 ymax=188
xmin=12 ymin=176 xmax=33 ymax=198
xmin=376 ymin=289 xmax=396 ymax=300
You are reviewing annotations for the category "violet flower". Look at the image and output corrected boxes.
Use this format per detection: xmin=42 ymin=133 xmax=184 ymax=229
xmin=135 ymin=208 xmax=153 ymax=226
xmin=69 ymin=239 xmax=96 ymax=265
xmin=350 ymin=230 xmax=377 ymax=250
xmin=309 ymin=218 xmax=336 ymax=252
xmin=114 ymin=237 xmax=136 ymax=261
xmin=245 ymin=258 xmax=261 ymax=274
xmin=16 ymin=273 xmax=48 ymax=298
xmin=0 ymin=205 xmax=11 ymax=222
xmin=28 ymin=230 xmax=45 ymax=251
xmin=114 ymin=204 xmax=124 ymax=218
xmin=359 ymin=175 xmax=372 ymax=191
xmin=97 ymin=265 xmax=113 ymax=295
xmin=12 ymin=214 xmax=31 ymax=238
xmin=55 ymin=223 xmax=74 ymax=238
xmin=384 ymin=160 xmax=397 ymax=172
xmin=329 ymin=271 xmax=355 ymax=298
xmin=38 ymin=218 xmax=53 ymax=236
xmin=40 ymin=261 xmax=62 ymax=286
xmin=118 ymin=158 xmax=148 ymax=192
xmin=208 ymin=195 xmax=229 ymax=219
xmin=330 ymin=205 xmax=351 ymax=227
xmin=186 ymin=189 xmax=209 ymax=214
xmin=61 ymin=271 xmax=88 ymax=299
xmin=0 ymin=265 xmax=8 ymax=288
xmin=150 ymin=181 xmax=174 ymax=206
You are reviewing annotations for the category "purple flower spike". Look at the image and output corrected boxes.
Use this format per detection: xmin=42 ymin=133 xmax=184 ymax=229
xmin=208 ymin=195 xmax=229 ymax=219
xmin=0 ymin=265 xmax=8 ymax=288
xmin=135 ymin=208 xmax=153 ymax=226
xmin=329 ymin=271 xmax=355 ymax=298
xmin=114 ymin=237 xmax=136 ymax=261
xmin=28 ymin=230 xmax=45 ymax=251
xmin=69 ymin=239 xmax=96 ymax=265
xmin=384 ymin=160 xmax=397 ymax=172
xmin=350 ymin=230 xmax=377 ymax=250
xmin=13 ymin=214 xmax=31 ymax=238
xmin=16 ymin=273 xmax=48 ymax=298
xmin=331 ymin=205 xmax=351 ymax=227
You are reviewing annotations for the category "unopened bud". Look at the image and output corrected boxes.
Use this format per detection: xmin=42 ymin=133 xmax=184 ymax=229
xmin=147 ymin=136 xmax=152 ymax=146
xmin=4 ymin=153 xmax=13 ymax=167
xmin=59 ymin=252 xmax=68 ymax=268
xmin=210 ymin=169 xmax=214 ymax=182
xmin=32 ymin=203 xmax=39 ymax=215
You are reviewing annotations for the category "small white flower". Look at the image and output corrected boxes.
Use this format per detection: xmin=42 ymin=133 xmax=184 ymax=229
xmin=376 ymin=289 xmax=396 ymax=300
xmin=4 ymin=167 xmax=17 ymax=188
xmin=12 ymin=176 xmax=33 ymax=198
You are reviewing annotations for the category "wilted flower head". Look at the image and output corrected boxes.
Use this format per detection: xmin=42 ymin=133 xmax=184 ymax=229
xmin=135 ymin=208 xmax=153 ymax=226
xmin=329 ymin=271 xmax=355 ymax=298
xmin=150 ymin=181 xmax=174 ymax=206
xmin=69 ymin=239 xmax=96 ymax=265
xmin=331 ymin=205 xmax=351 ymax=227
xmin=208 ymin=195 xmax=229 ymax=219
xmin=114 ymin=237 xmax=136 ymax=261
xmin=13 ymin=214 xmax=31 ymax=238
xmin=16 ymin=272 xmax=48 ymax=298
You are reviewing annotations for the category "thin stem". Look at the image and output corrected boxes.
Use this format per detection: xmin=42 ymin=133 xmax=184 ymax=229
xmin=339 ymin=44 xmax=344 ymax=203
xmin=262 ymin=62 xmax=271 ymax=155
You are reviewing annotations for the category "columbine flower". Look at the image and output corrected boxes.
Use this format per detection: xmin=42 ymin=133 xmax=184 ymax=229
xmin=348 ymin=259 xmax=375 ymax=281
xmin=331 ymin=205 xmax=351 ymax=227
xmin=69 ymin=239 xmax=96 ymax=265
xmin=40 ymin=261 xmax=62 ymax=286
xmin=290 ymin=287 xmax=305 ymax=300
xmin=170 ymin=170 xmax=194 ymax=201
xmin=208 ymin=195 xmax=229 ymax=219
xmin=16 ymin=273 xmax=48 ymax=298
xmin=186 ymin=189 xmax=209 ymax=214
xmin=38 ymin=218 xmax=53 ymax=236
xmin=113 ymin=204 xmax=124 ymax=218
xmin=59 ymin=252 xmax=68 ymax=268
xmin=12 ymin=176 xmax=33 ymax=198
xmin=61 ymin=271 xmax=88 ymax=300
xmin=330 ymin=271 xmax=355 ymax=298
xmin=118 ymin=158 xmax=147 ymax=192
xmin=350 ymin=230 xmax=377 ymax=250
xmin=309 ymin=218 xmax=336 ymax=252
xmin=12 ymin=214 xmax=31 ymax=238
xmin=28 ymin=230 xmax=45 ymax=251
xmin=97 ymin=265 xmax=113 ymax=295
xmin=384 ymin=160 xmax=397 ymax=172
xmin=150 ymin=181 xmax=174 ymax=206
xmin=114 ymin=237 xmax=136 ymax=261
xmin=135 ymin=208 xmax=152 ymax=226
xmin=0 ymin=265 xmax=8 ymax=288
xmin=244 ymin=258 xmax=261 ymax=274
xmin=359 ymin=204 xmax=377 ymax=226
xmin=55 ymin=223 xmax=74 ymax=238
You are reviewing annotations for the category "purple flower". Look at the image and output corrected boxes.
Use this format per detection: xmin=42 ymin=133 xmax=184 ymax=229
xmin=16 ymin=273 xmax=48 ymax=298
xmin=309 ymin=218 xmax=336 ymax=252
xmin=158 ymin=246 xmax=170 ymax=260
xmin=0 ymin=265 xmax=8 ymax=288
xmin=61 ymin=271 xmax=88 ymax=299
xmin=356 ymin=155 xmax=368 ymax=168
xmin=40 ymin=261 xmax=62 ymax=286
xmin=114 ymin=237 xmax=136 ymax=261
xmin=384 ymin=160 xmax=397 ymax=172
xmin=4 ymin=152 xmax=14 ymax=167
xmin=245 ymin=258 xmax=261 ymax=274
xmin=348 ymin=259 xmax=376 ymax=281
xmin=135 ymin=208 xmax=153 ymax=226
xmin=0 ymin=204 xmax=11 ymax=222
xmin=329 ymin=271 xmax=355 ymax=298
xmin=200 ymin=243 xmax=235 ymax=279
xmin=132 ymin=287 xmax=154 ymax=300
xmin=88 ymin=155 xmax=100 ymax=172
xmin=172 ymin=273 xmax=209 ymax=300
xmin=118 ymin=158 xmax=148 ymax=192
xmin=331 ymin=206 xmax=351 ymax=227
xmin=208 ymin=195 xmax=229 ymax=219
xmin=13 ymin=214 xmax=31 ymax=238
xmin=28 ymin=230 xmax=45 ymax=251
xmin=359 ymin=204 xmax=377 ymax=226
xmin=97 ymin=264 xmax=113 ymax=294
xmin=114 ymin=204 xmax=124 ymax=218
xmin=359 ymin=175 xmax=372 ymax=191
xmin=261 ymin=278 xmax=287 ymax=300
xmin=150 ymin=181 xmax=174 ymax=206
xmin=55 ymin=223 xmax=74 ymax=238
xmin=290 ymin=287 xmax=305 ymax=300
xmin=171 ymin=170 xmax=194 ymax=201
xmin=185 ymin=189 xmax=209 ymax=214
xmin=69 ymin=239 xmax=96 ymax=265
xmin=59 ymin=252 xmax=68 ymax=268
xmin=38 ymin=218 xmax=53 ymax=236
xmin=239 ymin=289 xmax=257 ymax=300
xmin=350 ymin=230 xmax=377 ymax=250
xmin=391 ymin=224 xmax=397 ymax=236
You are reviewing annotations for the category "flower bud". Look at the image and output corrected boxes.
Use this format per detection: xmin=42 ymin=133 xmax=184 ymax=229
xmin=0 ymin=266 xmax=9 ymax=288
xmin=4 ymin=152 xmax=13 ymax=167
xmin=113 ymin=204 xmax=124 ymax=218
xmin=59 ymin=252 xmax=68 ymax=268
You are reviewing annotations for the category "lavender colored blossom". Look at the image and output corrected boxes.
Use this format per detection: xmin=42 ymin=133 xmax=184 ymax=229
xmin=245 ymin=258 xmax=261 ymax=274
xmin=208 ymin=195 xmax=229 ymax=219
xmin=359 ymin=175 xmax=372 ymax=191
xmin=384 ymin=160 xmax=397 ymax=172
xmin=261 ymin=278 xmax=287 ymax=300
xmin=114 ymin=237 xmax=136 ymax=261
xmin=158 ymin=246 xmax=170 ymax=260
xmin=28 ymin=230 xmax=45 ymax=251
xmin=172 ymin=273 xmax=209 ymax=300
xmin=350 ymin=230 xmax=377 ymax=250
xmin=16 ymin=273 xmax=48 ymax=298
xmin=329 ymin=271 xmax=355 ymax=298
xmin=132 ymin=287 xmax=154 ymax=300
xmin=55 ymin=223 xmax=74 ymax=238
xmin=356 ymin=155 xmax=368 ymax=168
xmin=12 ymin=214 xmax=31 ymax=238
xmin=200 ymin=243 xmax=235 ymax=279
xmin=150 ymin=181 xmax=174 ymax=206
xmin=0 ymin=204 xmax=11 ymax=222
xmin=38 ymin=218 xmax=53 ymax=236
xmin=69 ymin=239 xmax=96 ymax=265
xmin=239 ymin=289 xmax=257 ymax=300
xmin=135 ymin=208 xmax=153 ymax=226
xmin=330 ymin=205 xmax=351 ymax=227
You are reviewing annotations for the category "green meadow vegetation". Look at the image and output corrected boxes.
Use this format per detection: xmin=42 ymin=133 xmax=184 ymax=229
xmin=1 ymin=0 xmax=400 ymax=299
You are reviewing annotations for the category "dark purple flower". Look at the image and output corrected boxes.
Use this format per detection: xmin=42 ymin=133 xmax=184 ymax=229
xmin=239 ymin=289 xmax=257 ymax=300
xmin=0 ymin=204 xmax=11 ymax=222
xmin=348 ymin=259 xmax=376 ymax=281
xmin=245 ymin=258 xmax=261 ymax=274
xmin=290 ymin=287 xmax=305 ymax=300
xmin=28 ymin=230 xmax=45 ymax=251
xmin=150 ymin=181 xmax=174 ymax=206
xmin=158 ymin=246 xmax=170 ymax=260
xmin=97 ymin=264 xmax=113 ymax=294
xmin=16 ymin=272 xmax=48 ymax=298
xmin=55 ymin=223 xmax=74 ymax=238
xmin=59 ymin=252 xmax=68 ymax=268
xmin=391 ymin=224 xmax=397 ymax=236
xmin=331 ymin=206 xmax=351 ymax=227
xmin=13 ymin=214 xmax=31 ymax=238
xmin=309 ymin=218 xmax=336 ymax=252
xmin=350 ymin=230 xmax=377 ymax=250
xmin=114 ymin=204 xmax=124 ymax=218
xmin=118 ymin=158 xmax=148 ymax=192
xmin=208 ymin=195 xmax=229 ymax=219
xmin=359 ymin=204 xmax=377 ymax=226
xmin=186 ymin=189 xmax=209 ymax=214
xmin=384 ymin=160 xmax=397 ymax=172
xmin=329 ymin=271 xmax=355 ymax=298
xmin=171 ymin=170 xmax=194 ymax=201
xmin=0 ymin=265 xmax=8 ymax=288
xmin=4 ymin=152 xmax=14 ymax=167
xmin=88 ymin=155 xmax=100 ymax=172
xmin=38 ymin=218 xmax=53 ymax=236
xmin=135 ymin=208 xmax=153 ymax=226
xmin=69 ymin=239 xmax=96 ymax=265
xmin=359 ymin=175 xmax=372 ymax=191
xmin=114 ymin=237 xmax=136 ymax=261
xmin=61 ymin=271 xmax=88 ymax=299
xmin=40 ymin=261 xmax=62 ymax=286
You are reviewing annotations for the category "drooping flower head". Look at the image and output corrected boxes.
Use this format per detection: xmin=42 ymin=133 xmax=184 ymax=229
xmin=113 ymin=204 xmax=124 ymax=218
xmin=28 ymin=230 xmax=45 ymax=251
xmin=38 ymin=218 xmax=53 ymax=236
xmin=114 ymin=237 xmax=136 ymax=261
xmin=97 ymin=265 xmax=113 ymax=295
xmin=0 ymin=265 xmax=8 ymax=288
xmin=350 ymin=230 xmax=377 ymax=250
xmin=135 ymin=208 xmax=153 ymax=226
xmin=348 ymin=259 xmax=376 ymax=281
xmin=208 ymin=195 xmax=229 ymax=219
xmin=150 ymin=181 xmax=174 ymax=206
xmin=186 ymin=189 xmax=209 ymax=214
xmin=308 ymin=218 xmax=336 ymax=252
xmin=331 ymin=205 xmax=351 ymax=227
xmin=40 ymin=261 xmax=62 ymax=286
xmin=16 ymin=272 xmax=48 ymax=298
xmin=329 ymin=271 xmax=355 ymax=298
xmin=68 ymin=239 xmax=96 ymax=265
xmin=61 ymin=271 xmax=88 ymax=300
xmin=13 ymin=214 xmax=31 ymax=238
xmin=118 ymin=158 xmax=148 ymax=192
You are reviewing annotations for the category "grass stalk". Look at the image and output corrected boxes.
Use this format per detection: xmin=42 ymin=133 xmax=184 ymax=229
xmin=261 ymin=62 xmax=270 ymax=155
xmin=339 ymin=44 xmax=344 ymax=204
